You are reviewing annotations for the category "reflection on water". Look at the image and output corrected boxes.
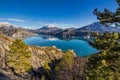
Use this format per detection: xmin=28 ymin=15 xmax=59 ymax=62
xmin=47 ymin=38 xmax=57 ymax=41
xmin=23 ymin=35 xmax=97 ymax=57
xmin=40 ymin=35 xmax=58 ymax=41
xmin=39 ymin=35 xmax=92 ymax=41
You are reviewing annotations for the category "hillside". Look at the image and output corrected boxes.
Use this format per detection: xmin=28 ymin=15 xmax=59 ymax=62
xmin=57 ymin=22 xmax=120 ymax=36
xmin=32 ymin=22 xmax=120 ymax=37
xmin=0 ymin=26 xmax=120 ymax=80
xmin=32 ymin=25 xmax=63 ymax=35
xmin=0 ymin=33 xmax=77 ymax=80
xmin=1 ymin=22 xmax=120 ymax=38
xmin=77 ymin=22 xmax=120 ymax=33
xmin=0 ymin=33 xmax=13 ymax=68
xmin=85 ymin=33 xmax=120 ymax=80
xmin=0 ymin=22 xmax=36 ymax=39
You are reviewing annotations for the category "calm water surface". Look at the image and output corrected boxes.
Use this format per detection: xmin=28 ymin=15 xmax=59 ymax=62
xmin=23 ymin=35 xmax=97 ymax=57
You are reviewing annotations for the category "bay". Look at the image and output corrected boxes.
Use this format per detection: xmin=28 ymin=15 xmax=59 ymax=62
xmin=23 ymin=35 xmax=97 ymax=57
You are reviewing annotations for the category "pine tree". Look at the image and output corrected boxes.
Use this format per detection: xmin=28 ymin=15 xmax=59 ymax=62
xmin=86 ymin=33 xmax=120 ymax=80
xmin=7 ymin=39 xmax=31 ymax=74
xmin=55 ymin=50 xmax=74 ymax=80
xmin=86 ymin=0 xmax=120 ymax=79
xmin=93 ymin=0 xmax=120 ymax=27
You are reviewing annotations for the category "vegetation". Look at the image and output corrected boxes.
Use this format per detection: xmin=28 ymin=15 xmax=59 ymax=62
xmin=54 ymin=50 xmax=88 ymax=80
xmin=7 ymin=39 xmax=31 ymax=74
xmin=38 ymin=50 xmax=75 ymax=80
xmin=54 ymin=50 xmax=74 ymax=80
xmin=1 ymin=0 xmax=120 ymax=79
xmin=93 ymin=0 xmax=120 ymax=26
xmin=85 ymin=0 xmax=120 ymax=79
xmin=36 ymin=50 xmax=88 ymax=80
xmin=86 ymin=33 xmax=120 ymax=80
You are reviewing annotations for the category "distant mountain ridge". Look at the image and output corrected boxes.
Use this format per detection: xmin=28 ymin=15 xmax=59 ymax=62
xmin=33 ymin=25 xmax=63 ymax=35
xmin=0 ymin=22 xmax=36 ymax=38
xmin=1 ymin=22 xmax=120 ymax=38
xmin=0 ymin=22 xmax=17 ymax=27
xmin=78 ymin=22 xmax=120 ymax=33
xmin=39 ymin=25 xmax=62 ymax=31
xmin=0 ymin=32 xmax=66 ymax=80
xmin=33 ymin=22 xmax=120 ymax=37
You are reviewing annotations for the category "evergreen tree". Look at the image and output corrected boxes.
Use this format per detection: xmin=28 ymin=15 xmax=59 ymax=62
xmin=7 ymin=39 xmax=31 ymax=74
xmin=86 ymin=0 xmax=120 ymax=79
xmin=86 ymin=33 xmax=120 ymax=80
xmin=55 ymin=50 xmax=74 ymax=80
xmin=93 ymin=0 xmax=120 ymax=26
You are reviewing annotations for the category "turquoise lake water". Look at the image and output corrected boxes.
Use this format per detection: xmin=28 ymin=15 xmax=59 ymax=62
xmin=23 ymin=35 xmax=97 ymax=57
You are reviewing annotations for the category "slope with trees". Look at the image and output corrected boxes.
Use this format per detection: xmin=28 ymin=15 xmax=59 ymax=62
xmin=86 ymin=0 xmax=120 ymax=79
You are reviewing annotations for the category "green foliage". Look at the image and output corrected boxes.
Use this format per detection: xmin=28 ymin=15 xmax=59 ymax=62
xmin=40 ymin=62 xmax=51 ymax=80
xmin=39 ymin=50 xmax=88 ymax=80
xmin=55 ymin=50 xmax=74 ymax=80
xmin=7 ymin=39 xmax=31 ymax=74
xmin=86 ymin=51 xmax=120 ymax=80
xmin=101 ymin=59 xmax=107 ymax=67
xmin=86 ymin=33 xmax=120 ymax=80
xmin=43 ymin=63 xmax=51 ymax=70
xmin=87 ymin=2 xmax=120 ymax=78
xmin=90 ymin=32 xmax=120 ymax=50
xmin=93 ymin=0 xmax=120 ymax=26
xmin=55 ymin=50 xmax=74 ymax=71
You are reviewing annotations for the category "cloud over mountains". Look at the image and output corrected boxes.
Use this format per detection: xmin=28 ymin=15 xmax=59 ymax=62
xmin=0 ymin=18 xmax=27 ymax=22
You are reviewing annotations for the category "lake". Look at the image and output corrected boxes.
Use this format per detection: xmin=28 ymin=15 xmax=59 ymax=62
xmin=23 ymin=35 xmax=97 ymax=57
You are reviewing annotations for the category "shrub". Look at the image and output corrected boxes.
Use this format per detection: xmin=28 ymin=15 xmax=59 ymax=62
xmin=7 ymin=39 xmax=31 ymax=74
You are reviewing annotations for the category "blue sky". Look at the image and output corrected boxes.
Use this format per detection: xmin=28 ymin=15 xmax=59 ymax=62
xmin=0 ymin=0 xmax=118 ymax=28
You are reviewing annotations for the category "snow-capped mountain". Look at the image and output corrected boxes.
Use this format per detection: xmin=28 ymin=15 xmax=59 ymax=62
xmin=77 ymin=22 xmax=120 ymax=33
xmin=33 ymin=22 xmax=120 ymax=37
xmin=0 ymin=22 xmax=36 ymax=38
xmin=0 ymin=22 xmax=18 ymax=28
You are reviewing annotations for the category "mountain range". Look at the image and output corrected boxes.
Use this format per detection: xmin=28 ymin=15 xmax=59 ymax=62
xmin=0 ymin=22 xmax=120 ymax=38
xmin=0 ymin=22 xmax=120 ymax=80
xmin=0 ymin=31 xmax=67 ymax=80
xmin=0 ymin=22 xmax=36 ymax=38
xmin=77 ymin=22 xmax=120 ymax=33
xmin=32 ymin=22 xmax=120 ymax=37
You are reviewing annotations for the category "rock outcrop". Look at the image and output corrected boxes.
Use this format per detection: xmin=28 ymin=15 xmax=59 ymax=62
xmin=0 ymin=33 xmax=65 ymax=80
xmin=0 ymin=33 xmax=64 ymax=68
xmin=32 ymin=22 xmax=120 ymax=37
xmin=28 ymin=46 xmax=64 ymax=69
xmin=0 ymin=33 xmax=13 ymax=68
xmin=32 ymin=25 xmax=63 ymax=35
xmin=0 ymin=22 xmax=36 ymax=39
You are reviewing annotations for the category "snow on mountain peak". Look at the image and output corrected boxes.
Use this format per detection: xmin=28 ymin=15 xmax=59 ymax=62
xmin=0 ymin=22 xmax=18 ymax=27
xmin=47 ymin=24 xmax=56 ymax=28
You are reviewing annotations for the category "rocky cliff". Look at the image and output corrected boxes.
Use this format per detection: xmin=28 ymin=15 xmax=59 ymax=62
xmin=28 ymin=46 xmax=64 ymax=69
xmin=0 ymin=22 xmax=36 ymax=39
xmin=0 ymin=33 xmax=66 ymax=80
xmin=0 ymin=35 xmax=64 ymax=68
xmin=0 ymin=33 xmax=13 ymax=68
xmin=32 ymin=22 xmax=120 ymax=37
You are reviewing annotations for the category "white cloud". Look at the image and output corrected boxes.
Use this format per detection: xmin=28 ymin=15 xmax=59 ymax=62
xmin=36 ymin=21 xmax=47 ymax=25
xmin=0 ymin=21 xmax=19 ymax=27
xmin=0 ymin=18 xmax=27 ymax=22
xmin=56 ymin=23 xmax=74 ymax=28
xmin=36 ymin=21 xmax=74 ymax=28
xmin=36 ymin=21 xmax=49 ymax=27
xmin=36 ymin=21 xmax=44 ymax=24
xmin=7 ymin=18 xmax=27 ymax=22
